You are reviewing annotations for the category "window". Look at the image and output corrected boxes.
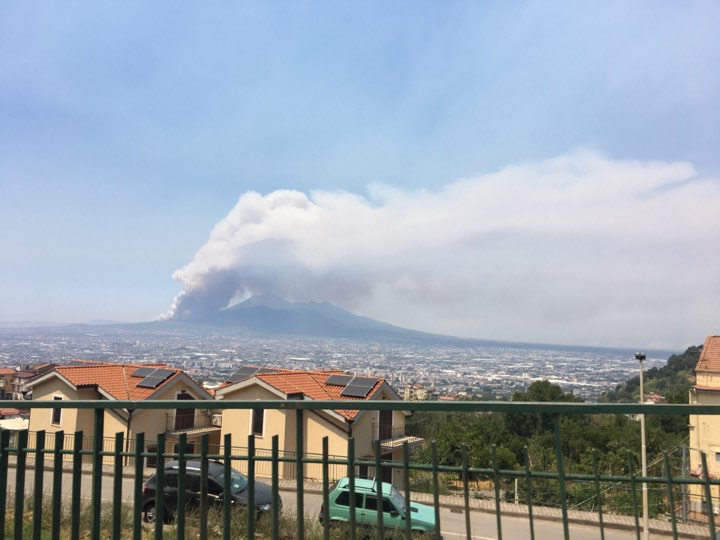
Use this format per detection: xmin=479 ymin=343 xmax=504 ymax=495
xmin=365 ymin=496 xmax=396 ymax=514
xmin=335 ymin=491 xmax=363 ymax=508
xmin=187 ymin=474 xmax=201 ymax=492
xmin=208 ymin=479 xmax=223 ymax=496
xmin=252 ymin=409 xmax=264 ymax=436
xmin=51 ymin=396 xmax=62 ymax=425
xmin=146 ymin=446 xmax=157 ymax=468
xmin=165 ymin=473 xmax=178 ymax=488
xmin=715 ymin=452 xmax=720 ymax=466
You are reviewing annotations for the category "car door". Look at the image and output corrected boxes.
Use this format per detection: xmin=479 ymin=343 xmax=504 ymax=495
xmin=363 ymin=495 xmax=403 ymax=529
xmin=207 ymin=478 xmax=224 ymax=507
xmin=381 ymin=496 xmax=403 ymax=529
xmin=184 ymin=473 xmax=202 ymax=510
xmin=332 ymin=490 xmax=363 ymax=524
xmin=163 ymin=472 xmax=180 ymax=513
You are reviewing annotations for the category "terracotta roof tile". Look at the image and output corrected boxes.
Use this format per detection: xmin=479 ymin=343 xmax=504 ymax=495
xmin=695 ymin=336 xmax=720 ymax=373
xmin=54 ymin=364 xmax=182 ymax=400
xmin=253 ymin=369 xmax=386 ymax=421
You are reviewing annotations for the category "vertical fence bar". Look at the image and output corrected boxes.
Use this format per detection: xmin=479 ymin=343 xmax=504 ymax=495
xmin=461 ymin=444 xmax=471 ymax=540
xmin=663 ymin=453 xmax=678 ymax=539
xmin=552 ymin=416 xmax=570 ymax=540
xmin=523 ymin=446 xmax=536 ymax=540
xmin=133 ymin=432 xmax=144 ymax=540
xmin=71 ymin=431 xmax=83 ymax=540
xmin=296 ymin=408 xmax=305 ymax=540
xmin=51 ymin=430 xmax=64 ymax=540
xmin=14 ymin=429 xmax=28 ymax=540
xmin=403 ymin=441 xmax=412 ymax=540
xmin=248 ymin=434 xmax=256 ymax=540
xmin=178 ymin=433 xmax=188 ymax=540
xmin=199 ymin=433 xmax=209 ymax=540
xmin=155 ymin=433 xmax=166 ymax=540
xmin=0 ymin=429 xmax=9 ymax=537
xmin=321 ymin=436 xmax=330 ymax=540
xmin=374 ymin=439 xmax=384 ymax=539
xmin=491 ymin=444 xmax=502 ymax=540
xmin=348 ymin=437 xmax=356 ymax=540
xmin=91 ymin=408 xmax=104 ymax=540
xmin=112 ymin=432 xmax=124 ymax=540
xmin=627 ymin=452 xmax=641 ymax=540
xmin=223 ymin=433 xmax=231 ymax=540
xmin=272 ymin=434 xmax=280 ymax=540
xmin=591 ymin=449 xmax=605 ymax=540
xmin=432 ymin=441 xmax=442 ymax=540
xmin=32 ymin=430 xmax=45 ymax=540
xmin=701 ymin=452 xmax=716 ymax=539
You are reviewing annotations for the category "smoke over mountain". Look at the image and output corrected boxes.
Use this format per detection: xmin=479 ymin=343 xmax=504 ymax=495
xmin=167 ymin=150 xmax=720 ymax=348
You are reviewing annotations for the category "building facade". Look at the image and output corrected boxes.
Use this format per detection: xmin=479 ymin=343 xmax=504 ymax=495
xmin=216 ymin=367 xmax=423 ymax=486
xmin=27 ymin=362 xmax=219 ymax=462
xmin=689 ymin=335 xmax=720 ymax=514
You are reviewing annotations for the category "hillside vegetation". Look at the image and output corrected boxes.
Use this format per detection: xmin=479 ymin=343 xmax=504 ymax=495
xmin=406 ymin=344 xmax=702 ymax=515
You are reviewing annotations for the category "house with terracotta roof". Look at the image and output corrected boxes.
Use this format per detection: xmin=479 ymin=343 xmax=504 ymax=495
xmin=27 ymin=362 xmax=218 ymax=463
xmin=215 ymin=366 xmax=423 ymax=486
xmin=689 ymin=336 xmax=720 ymax=514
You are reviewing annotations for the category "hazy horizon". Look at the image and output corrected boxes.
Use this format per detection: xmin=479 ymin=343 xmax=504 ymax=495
xmin=2 ymin=2 xmax=718 ymax=350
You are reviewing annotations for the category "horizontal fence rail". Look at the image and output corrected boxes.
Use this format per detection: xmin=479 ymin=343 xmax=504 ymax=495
xmin=0 ymin=400 xmax=718 ymax=539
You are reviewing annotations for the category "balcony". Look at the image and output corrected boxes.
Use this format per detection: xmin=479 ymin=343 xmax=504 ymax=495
xmin=165 ymin=411 xmax=222 ymax=435
xmin=373 ymin=422 xmax=424 ymax=451
xmin=1 ymin=399 xmax=719 ymax=539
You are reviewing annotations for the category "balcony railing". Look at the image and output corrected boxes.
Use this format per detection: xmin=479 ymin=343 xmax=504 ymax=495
xmin=165 ymin=411 xmax=221 ymax=433
xmin=373 ymin=423 xmax=424 ymax=451
xmin=1 ymin=399 xmax=719 ymax=540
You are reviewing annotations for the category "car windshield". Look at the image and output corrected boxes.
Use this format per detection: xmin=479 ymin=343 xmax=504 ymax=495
xmin=228 ymin=468 xmax=249 ymax=494
xmin=389 ymin=486 xmax=405 ymax=510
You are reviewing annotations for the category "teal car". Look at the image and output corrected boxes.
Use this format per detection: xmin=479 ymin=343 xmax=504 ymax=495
xmin=321 ymin=477 xmax=438 ymax=535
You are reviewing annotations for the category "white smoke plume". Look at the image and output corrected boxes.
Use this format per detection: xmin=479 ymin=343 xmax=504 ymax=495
xmin=169 ymin=149 xmax=720 ymax=348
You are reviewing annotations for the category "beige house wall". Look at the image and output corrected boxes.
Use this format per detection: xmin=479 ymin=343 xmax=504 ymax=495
xmin=29 ymin=374 xmax=218 ymax=463
xmin=689 ymin=386 xmax=720 ymax=512
xmin=696 ymin=372 xmax=720 ymax=387
xmin=219 ymin=383 xmax=408 ymax=485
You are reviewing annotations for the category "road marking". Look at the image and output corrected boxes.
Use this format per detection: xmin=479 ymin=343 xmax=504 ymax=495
xmin=441 ymin=532 xmax=495 ymax=540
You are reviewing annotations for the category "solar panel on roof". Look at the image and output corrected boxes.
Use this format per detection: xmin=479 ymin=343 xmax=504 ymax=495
xmin=340 ymin=384 xmax=373 ymax=398
xmin=256 ymin=368 xmax=276 ymax=374
xmin=132 ymin=367 xmax=156 ymax=378
xmin=226 ymin=366 xmax=260 ymax=383
xmin=134 ymin=367 xmax=175 ymax=388
xmin=137 ymin=376 xmax=166 ymax=389
xmin=326 ymin=374 xmax=353 ymax=387
xmin=347 ymin=377 xmax=377 ymax=389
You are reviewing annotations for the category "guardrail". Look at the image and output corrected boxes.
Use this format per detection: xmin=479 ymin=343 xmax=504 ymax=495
xmin=1 ymin=399 xmax=719 ymax=540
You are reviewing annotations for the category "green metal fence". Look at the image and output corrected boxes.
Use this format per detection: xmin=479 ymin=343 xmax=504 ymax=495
xmin=1 ymin=399 xmax=719 ymax=539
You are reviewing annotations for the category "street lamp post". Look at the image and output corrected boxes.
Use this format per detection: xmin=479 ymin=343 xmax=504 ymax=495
xmin=636 ymin=352 xmax=649 ymax=540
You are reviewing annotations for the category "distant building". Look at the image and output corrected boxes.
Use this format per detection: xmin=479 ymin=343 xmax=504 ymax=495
xmin=403 ymin=384 xmax=438 ymax=401
xmin=689 ymin=336 xmax=720 ymax=514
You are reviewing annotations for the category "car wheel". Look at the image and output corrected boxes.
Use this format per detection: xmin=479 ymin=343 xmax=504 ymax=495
xmin=142 ymin=501 xmax=157 ymax=523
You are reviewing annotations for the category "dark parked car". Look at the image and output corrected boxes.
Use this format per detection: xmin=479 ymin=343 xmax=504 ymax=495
xmin=141 ymin=460 xmax=280 ymax=523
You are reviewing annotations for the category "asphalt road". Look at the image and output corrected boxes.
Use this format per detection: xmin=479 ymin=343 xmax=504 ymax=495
xmin=10 ymin=469 xmax=640 ymax=539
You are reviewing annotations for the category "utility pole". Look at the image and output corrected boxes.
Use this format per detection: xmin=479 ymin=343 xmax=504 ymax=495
xmin=682 ymin=443 xmax=689 ymax=523
xmin=636 ymin=352 xmax=649 ymax=540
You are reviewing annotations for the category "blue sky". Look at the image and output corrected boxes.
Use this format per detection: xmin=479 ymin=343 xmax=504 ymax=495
xmin=1 ymin=1 xmax=718 ymax=349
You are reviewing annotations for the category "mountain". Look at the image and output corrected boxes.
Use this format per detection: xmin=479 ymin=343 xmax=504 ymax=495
xmin=162 ymin=293 xmax=459 ymax=343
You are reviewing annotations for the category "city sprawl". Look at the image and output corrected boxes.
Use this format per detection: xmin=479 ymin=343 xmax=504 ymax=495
xmin=0 ymin=325 xmax=666 ymax=400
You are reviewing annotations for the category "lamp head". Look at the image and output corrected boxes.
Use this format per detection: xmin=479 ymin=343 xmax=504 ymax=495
xmin=635 ymin=352 xmax=646 ymax=361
